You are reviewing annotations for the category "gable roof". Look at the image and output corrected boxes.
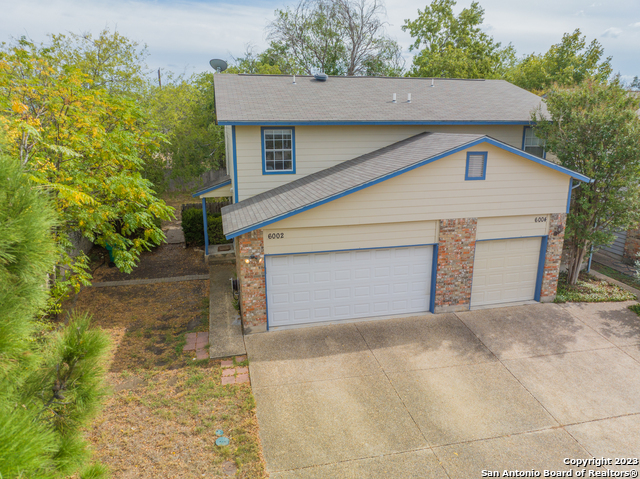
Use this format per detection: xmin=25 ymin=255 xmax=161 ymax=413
xmin=221 ymin=132 xmax=589 ymax=239
xmin=214 ymin=74 xmax=547 ymax=125
xmin=192 ymin=175 xmax=231 ymax=198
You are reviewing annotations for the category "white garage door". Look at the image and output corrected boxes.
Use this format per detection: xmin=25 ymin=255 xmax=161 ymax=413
xmin=471 ymin=237 xmax=542 ymax=307
xmin=266 ymin=246 xmax=433 ymax=327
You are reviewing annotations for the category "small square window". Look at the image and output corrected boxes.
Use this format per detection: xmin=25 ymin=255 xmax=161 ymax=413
xmin=262 ymin=128 xmax=296 ymax=174
xmin=465 ymin=152 xmax=487 ymax=180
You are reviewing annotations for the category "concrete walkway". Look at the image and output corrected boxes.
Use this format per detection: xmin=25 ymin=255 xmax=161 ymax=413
xmin=245 ymin=302 xmax=640 ymax=478
xmin=208 ymin=262 xmax=246 ymax=359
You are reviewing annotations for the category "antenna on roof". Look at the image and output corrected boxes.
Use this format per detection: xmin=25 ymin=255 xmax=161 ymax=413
xmin=209 ymin=59 xmax=228 ymax=73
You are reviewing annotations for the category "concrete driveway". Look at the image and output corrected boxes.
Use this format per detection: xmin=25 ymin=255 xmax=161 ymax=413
xmin=245 ymin=302 xmax=640 ymax=478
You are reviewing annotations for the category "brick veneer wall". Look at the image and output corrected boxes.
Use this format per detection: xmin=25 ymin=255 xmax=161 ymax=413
xmin=540 ymin=213 xmax=567 ymax=302
xmin=236 ymin=229 xmax=267 ymax=332
xmin=624 ymin=226 xmax=640 ymax=261
xmin=434 ymin=218 xmax=477 ymax=313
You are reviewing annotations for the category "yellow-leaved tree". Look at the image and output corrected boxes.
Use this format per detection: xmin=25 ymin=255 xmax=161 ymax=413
xmin=0 ymin=37 xmax=173 ymax=312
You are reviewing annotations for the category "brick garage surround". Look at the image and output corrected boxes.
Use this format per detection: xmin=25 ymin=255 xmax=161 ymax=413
xmin=434 ymin=218 xmax=478 ymax=313
xmin=624 ymin=226 xmax=640 ymax=261
xmin=540 ymin=213 xmax=567 ymax=302
xmin=236 ymin=229 xmax=267 ymax=333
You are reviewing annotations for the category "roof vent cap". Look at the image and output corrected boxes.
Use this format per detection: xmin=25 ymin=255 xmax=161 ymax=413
xmin=314 ymin=73 xmax=328 ymax=82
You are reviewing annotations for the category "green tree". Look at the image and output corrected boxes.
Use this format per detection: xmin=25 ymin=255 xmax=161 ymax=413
xmin=143 ymin=71 xmax=226 ymax=189
xmin=0 ymin=135 xmax=110 ymax=478
xmin=506 ymin=29 xmax=612 ymax=93
xmin=0 ymin=38 xmax=172 ymax=311
xmin=402 ymin=0 xmax=515 ymax=79
xmin=268 ymin=0 xmax=404 ymax=76
xmin=532 ymin=80 xmax=640 ymax=284
xmin=48 ymin=28 xmax=149 ymax=95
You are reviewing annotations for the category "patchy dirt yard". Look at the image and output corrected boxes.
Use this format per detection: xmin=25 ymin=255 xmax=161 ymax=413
xmin=66 ymin=234 xmax=266 ymax=477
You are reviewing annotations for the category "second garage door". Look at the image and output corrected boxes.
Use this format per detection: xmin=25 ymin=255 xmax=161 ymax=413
xmin=471 ymin=237 xmax=542 ymax=307
xmin=266 ymin=245 xmax=433 ymax=327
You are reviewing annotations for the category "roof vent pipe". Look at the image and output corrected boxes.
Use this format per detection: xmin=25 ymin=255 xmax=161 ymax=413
xmin=431 ymin=79 xmax=434 ymax=87
xmin=293 ymin=75 xmax=296 ymax=84
xmin=392 ymin=93 xmax=397 ymax=103
xmin=407 ymin=93 xmax=412 ymax=103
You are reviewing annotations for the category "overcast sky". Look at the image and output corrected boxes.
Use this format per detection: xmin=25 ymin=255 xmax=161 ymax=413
xmin=3 ymin=0 xmax=638 ymax=82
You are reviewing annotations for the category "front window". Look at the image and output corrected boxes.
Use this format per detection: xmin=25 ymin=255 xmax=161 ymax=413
xmin=523 ymin=127 xmax=545 ymax=158
xmin=263 ymin=128 xmax=295 ymax=173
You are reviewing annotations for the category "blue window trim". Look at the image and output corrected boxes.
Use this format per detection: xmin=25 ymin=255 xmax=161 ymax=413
xmin=522 ymin=126 xmax=547 ymax=159
xmin=224 ymin=136 xmax=591 ymax=239
xmin=261 ymin=126 xmax=296 ymax=175
xmin=465 ymin=151 xmax=487 ymax=181
xmin=232 ymin=126 xmax=239 ymax=203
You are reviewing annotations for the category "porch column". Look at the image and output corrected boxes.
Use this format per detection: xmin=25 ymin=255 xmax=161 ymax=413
xmin=202 ymin=197 xmax=209 ymax=255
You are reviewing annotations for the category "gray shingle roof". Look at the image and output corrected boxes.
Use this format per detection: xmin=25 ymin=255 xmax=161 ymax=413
xmin=222 ymin=132 xmax=483 ymax=237
xmin=214 ymin=74 xmax=547 ymax=124
xmin=192 ymin=174 xmax=231 ymax=198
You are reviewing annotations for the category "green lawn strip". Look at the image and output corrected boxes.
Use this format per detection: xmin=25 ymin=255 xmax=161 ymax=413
xmin=591 ymin=262 xmax=640 ymax=290
xmin=555 ymin=272 xmax=637 ymax=303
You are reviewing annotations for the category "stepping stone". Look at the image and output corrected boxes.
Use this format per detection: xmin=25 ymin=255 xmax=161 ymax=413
xmin=222 ymin=368 xmax=235 ymax=377
xmin=221 ymin=360 xmax=233 ymax=368
xmin=235 ymin=355 xmax=247 ymax=362
xmin=196 ymin=349 xmax=209 ymax=360
xmin=221 ymin=376 xmax=235 ymax=385
xmin=236 ymin=374 xmax=250 ymax=384
xmin=196 ymin=332 xmax=208 ymax=342
xmin=183 ymin=343 xmax=196 ymax=352
xmin=236 ymin=367 xmax=248 ymax=375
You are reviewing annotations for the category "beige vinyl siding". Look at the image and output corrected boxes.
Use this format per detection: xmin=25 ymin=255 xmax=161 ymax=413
xmin=263 ymin=221 xmax=438 ymax=255
xmin=476 ymin=215 xmax=549 ymax=241
xmin=200 ymin=184 xmax=232 ymax=198
xmin=270 ymin=143 xmax=570 ymax=229
xmin=235 ymin=124 xmax=526 ymax=200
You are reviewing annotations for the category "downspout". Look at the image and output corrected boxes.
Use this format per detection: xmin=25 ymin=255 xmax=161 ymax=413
xmin=202 ymin=197 xmax=209 ymax=256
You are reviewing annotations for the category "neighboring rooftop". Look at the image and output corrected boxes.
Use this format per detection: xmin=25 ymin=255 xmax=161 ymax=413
xmin=221 ymin=132 xmax=588 ymax=238
xmin=213 ymin=74 xmax=547 ymax=125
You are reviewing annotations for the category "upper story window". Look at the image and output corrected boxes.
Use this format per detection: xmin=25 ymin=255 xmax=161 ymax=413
xmin=262 ymin=127 xmax=295 ymax=174
xmin=465 ymin=152 xmax=487 ymax=180
xmin=523 ymin=126 xmax=545 ymax=158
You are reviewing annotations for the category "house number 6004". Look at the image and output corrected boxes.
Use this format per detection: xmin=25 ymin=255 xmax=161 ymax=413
xmin=268 ymin=233 xmax=284 ymax=239
xmin=534 ymin=216 xmax=547 ymax=223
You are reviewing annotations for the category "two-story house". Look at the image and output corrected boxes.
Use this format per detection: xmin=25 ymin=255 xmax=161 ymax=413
xmin=207 ymin=74 xmax=589 ymax=333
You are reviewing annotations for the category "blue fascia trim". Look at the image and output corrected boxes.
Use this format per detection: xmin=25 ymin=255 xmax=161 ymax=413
xmin=566 ymin=178 xmax=573 ymax=214
xmin=262 ymin=242 xmax=438 ymax=257
xmin=224 ymin=137 xmax=589 ymax=239
xmin=192 ymin=180 xmax=232 ymax=198
xmin=219 ymin=120 xmax=533 ymax=126
xmin=202 ymin=198 xmax=209 ymax=256
xmin=261 ymin=126 xmax=296 ymax=175
xmin=430 ymin=245 xmax=438 ymax=314
xmin=534 ymin=236 xmax=549 ymax=302
xmin=232 ymin=126 xmax=239 ymax=203
xmin=465 ymin=151 xmax=488 ymax=181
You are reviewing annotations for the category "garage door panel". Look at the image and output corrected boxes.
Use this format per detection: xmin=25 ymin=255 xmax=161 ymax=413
xmin=267 ymin=246 xmax=432 ymax=326
xmin=471 ymin=237 xmax=542 ymax=307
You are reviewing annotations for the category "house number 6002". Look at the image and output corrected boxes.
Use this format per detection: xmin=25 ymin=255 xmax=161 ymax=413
xmin=534 ymin=216 xmax=547 ymax=223
xmin=268 ymin=233 xmax=284 ymax=239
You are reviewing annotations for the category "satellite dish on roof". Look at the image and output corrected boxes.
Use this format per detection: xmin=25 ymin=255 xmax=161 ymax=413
xmin=209 ymin=59 xmax=228 ymax=73
xmin=314 ymin=72 xmax=328 ymax=81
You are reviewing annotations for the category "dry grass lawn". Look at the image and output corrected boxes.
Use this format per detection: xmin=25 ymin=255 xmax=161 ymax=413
xmin=66 ymin=239 xmax=266 ymax=478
